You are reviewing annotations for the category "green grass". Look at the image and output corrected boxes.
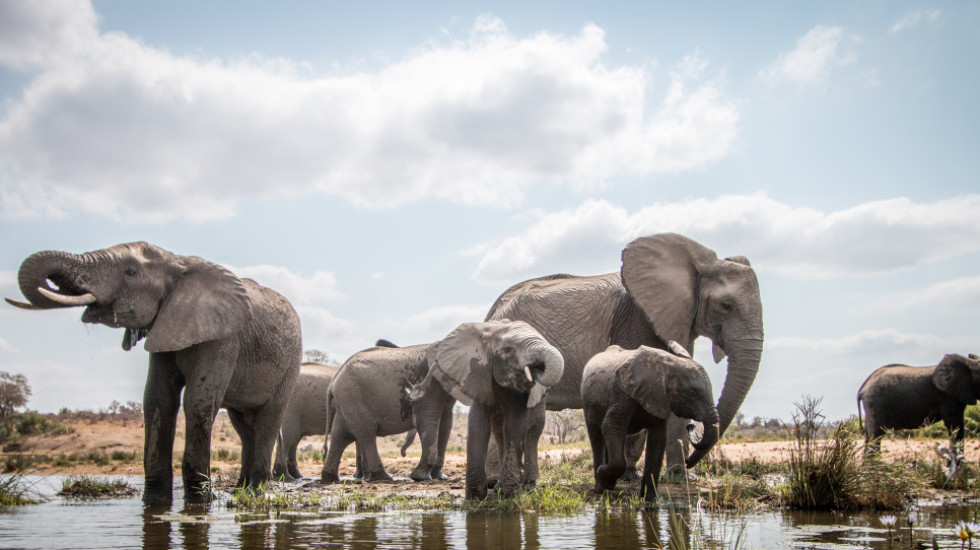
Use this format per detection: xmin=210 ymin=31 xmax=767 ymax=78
xmin=58 ymin=476 xmax=139 ymax=499
xmin=0 ymin=473 xmax=40 ymax=506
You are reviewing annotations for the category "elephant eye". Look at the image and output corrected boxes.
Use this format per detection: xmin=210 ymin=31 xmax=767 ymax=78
xmin=125 ymin=266 xmax=138 ymax=277
xmin=719 ymin=301 xmax=733 ymax=313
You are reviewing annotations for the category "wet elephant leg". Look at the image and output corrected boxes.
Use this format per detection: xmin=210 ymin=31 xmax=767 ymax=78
xmin=239 ymin=372 xmax=296 ymax=489
xmin=622 ymin=431 xmax=645 ymax=482
xmin=641 ymin=419 xmax=667 ymax=503
xmin=143 ymin=352 xmax=184 ymax=505
xmin=466 ymin=404 xmax=492 ymax=500
xmin=498 ymin=391 xmax=529 ymax=497
xmin=521 ymin=401 xmax=545 ymax=487
xmin=431 ymin=399 xmax=454 ymax=480
xmin=596 ymin=402 xmax=631 ymax=490
xmin=226 ymin=409 xmax=252 ymax=487
xmin=664 ymin=414 xmax=690 ymax=477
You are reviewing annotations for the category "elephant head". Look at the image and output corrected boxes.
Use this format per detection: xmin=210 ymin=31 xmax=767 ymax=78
xmin=427 ymin=320 xmax=564 ymax=408
xmin=7 ymin=242 xmax=251 ymax=352
xmin=621 ymin=233 xmax=764 ymax=438
xmin=932 ymin=353 xmax=980 ymax=406
xmin=615 ymin=343 xmax=719 ymax=468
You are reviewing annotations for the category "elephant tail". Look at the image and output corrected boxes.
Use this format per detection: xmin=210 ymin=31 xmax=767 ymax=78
xmin=323 ymin=388 xmax=335 ymax=459
xmin=857 ymin=393 xmax=863 ymax=433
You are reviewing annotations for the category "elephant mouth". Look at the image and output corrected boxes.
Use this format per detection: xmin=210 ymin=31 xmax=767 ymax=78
xmin=523 ymin=362 xmax=547 ymax=388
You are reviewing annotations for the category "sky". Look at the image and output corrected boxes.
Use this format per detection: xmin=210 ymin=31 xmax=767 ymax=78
xmin=0 ymin=1 xmax=978 ymax=422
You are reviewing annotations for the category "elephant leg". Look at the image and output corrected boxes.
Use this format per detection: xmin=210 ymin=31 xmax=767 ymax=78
xmin=239 ymin=373 xmax=296 ymax=489
xmin=272 ymin=432 xmax=291 ymax=481
xmin=596 ymin=403 xmax=631 ymax=491
xmin=321 ymin=418 xmax=354 ymax=483
xmin=521 ymin=401 xmax=546 ymax=488
xmin=621 ymin=431 xmax=645 ymax=482
xmin=498 ymin=392 xmax=529 ymax=498
xmin=410 ymin=389 xmax=448 ymax=481
xmin=431 ymin=399 xmax=454 ymax=480
xmin=641 ymin=420 xmax=667 ymax=503
xmin=356 ymin=434 xmax=392 ymax=482
xmin=584 ymin=407 xmax=606 ymax=480
xmin=466 ymin=404 xmax=492 ymax=500
xmin=226 ymin=409 xmax=252 ymax=487
xmin=286 ymin=436 xmax=303 ymax=481
xmin=354 ymin=444 xmax=364 ymax=479
xmin=273 ymin=429 xmax=300 ymax=482
xmin=486 ymin=406 xmax=506 ymax=490
xmin=142 ymin=352 xmax=184 ymax=505
xmin=863 ymin=418 xmax=883 ymax=458
xmin=663 ymin=414 xmax=690 ymax=477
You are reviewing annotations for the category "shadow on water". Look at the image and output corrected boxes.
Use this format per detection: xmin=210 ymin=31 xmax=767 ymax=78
xmin=3 ymin=476 xmax=980 ymax=549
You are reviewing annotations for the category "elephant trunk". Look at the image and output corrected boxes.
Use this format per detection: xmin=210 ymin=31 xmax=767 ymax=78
xmin=529 ymin=343 xmax=564 ymax=388
xmin=714 ymin=338 xmax=763 ymax=438
xmin=16 ymin=250 xmax=95 ymax=309
xmin=686 ymin=407 xmax=720 ymax=468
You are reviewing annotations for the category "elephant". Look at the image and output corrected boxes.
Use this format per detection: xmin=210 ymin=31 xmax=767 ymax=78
xmin=273 ymin=362 xmax=340 ymax=481
xmin=6 ymin=242 xmax=302 ymax=504
xmin=319 ymin=342 xmax=456 ymax=483
xmin=857 ymin=353 xmax=980 ymax=455
xmin=581 ymin=343 xmax=719 ymax=502
xmin=414 ymin=320 xmax=564 ymax=499
xmin=484 ymin=232 xmax=764 ymax=485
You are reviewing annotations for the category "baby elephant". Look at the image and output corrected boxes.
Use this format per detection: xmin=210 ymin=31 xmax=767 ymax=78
xmin=582 ymin=343 xmax=719 ymax=502
xmin=858 ymin=353 xmax=980 ymax=455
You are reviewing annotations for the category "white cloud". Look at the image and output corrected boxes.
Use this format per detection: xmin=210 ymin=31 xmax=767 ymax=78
xmin=406 ymin=304 xmax=490 ymax=335
xmin=767 ymin=329 xmax=949 ymax=356
xmin=229 ymin=264 xmax=343 ymax=306
xmin=466 ymin=194 xmax=980 ymax=284
xmin=0 ymin=4 xmax=738 ymax=223
xmin=0 ymin=336 xmax=15 ymax=353
xmin=890 ymin=9 xmax=943 ymax=34
xmin=760 ymin=25 xmax=856 ymax=85
xmin=859 ymin=276 xmax=980 ymax=313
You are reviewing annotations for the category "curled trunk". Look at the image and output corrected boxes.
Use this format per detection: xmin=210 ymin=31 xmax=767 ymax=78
xmin=16 ymin=250 xmax=91 ymax=309
xmin=685 ymin=408 xmax=720 ymax=468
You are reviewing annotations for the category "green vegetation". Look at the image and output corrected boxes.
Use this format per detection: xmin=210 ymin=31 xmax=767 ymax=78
xmin=58 ymin=476 xmax=139 ymax=499
xmin=0 ymin=472 xmax=39 ymax=506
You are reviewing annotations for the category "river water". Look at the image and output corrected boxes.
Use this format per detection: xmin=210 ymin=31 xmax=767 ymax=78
xmin=1 ymin=477 xmax=978 ymax=549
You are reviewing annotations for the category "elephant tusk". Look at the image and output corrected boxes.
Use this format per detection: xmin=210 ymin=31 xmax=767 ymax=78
xmin=524 ymin=365 xmax=534 ymax=383
xmin=5 ymin=297 xmax=40 ymax=310
xmin=37 ymin=287 xmax=97 ymax=306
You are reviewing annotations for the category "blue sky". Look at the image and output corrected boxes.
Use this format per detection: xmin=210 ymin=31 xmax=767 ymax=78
xmin=1 ymin=1 xmax=978 ymax=421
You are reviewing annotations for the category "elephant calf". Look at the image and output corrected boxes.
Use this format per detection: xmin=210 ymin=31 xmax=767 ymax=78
xmin=857 ymin=353 xmax=980 ymax=455
xmin=581 ymin=343 xmax=719 ymax=502
xmin=273 ymin=362 xmax=340 ymax=481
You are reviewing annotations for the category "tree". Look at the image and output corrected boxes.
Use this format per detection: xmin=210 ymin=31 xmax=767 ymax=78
xmin=0 ymin=371 xmax=31 ymax=421
xmin=304 ymin=349 xmax=340 ymax=366
xmin=547 ymin=409 xmax=584 ymax=445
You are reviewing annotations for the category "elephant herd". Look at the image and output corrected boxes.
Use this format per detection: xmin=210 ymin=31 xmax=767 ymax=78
xmin=5 ymin=233 xmax=971 ymax=505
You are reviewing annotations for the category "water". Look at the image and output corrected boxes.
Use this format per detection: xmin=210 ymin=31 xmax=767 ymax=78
xmin=2 ymin=477 xmax=978 ymax=549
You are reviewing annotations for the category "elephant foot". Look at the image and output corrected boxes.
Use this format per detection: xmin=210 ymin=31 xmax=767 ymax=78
xmin=486 ymin=477 xmax=498 ymax=489
xmin=142 ymin=492 xmax=174 ymax=507
xmin=619 ymin=466 xmax=641 ymax=483
xmin=430 ymin=469 xmax=449 ymax=481
xmin=410 ymin=468 xmax=432 ymax=482
xmin=363 ymin=470 xmax=394 ymax=482
xmin=320 ymin=471 xmax=341 ymax=484
xmin=595 ymin=465 xmax=623 ymax=489
xmin=521 ymin=479 xmax=536 ymax=489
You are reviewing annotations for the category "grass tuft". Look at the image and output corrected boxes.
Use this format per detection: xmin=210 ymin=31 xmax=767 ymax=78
xmin=58 ymin=475 xmax=139 ymax=499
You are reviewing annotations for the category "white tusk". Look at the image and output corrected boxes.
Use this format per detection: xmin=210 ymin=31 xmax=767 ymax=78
xmin=5 ymin=298 xmax=40 ymax=310
xmin=524 ymin=365 xmax=534 ymax=383
xmin=37 ymin=287 xmax=97 ymax=306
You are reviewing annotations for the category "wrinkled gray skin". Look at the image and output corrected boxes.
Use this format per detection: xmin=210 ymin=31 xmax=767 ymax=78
xmin=320 ymin=343 xmax=456 ymax=483
xmin=485 ymin=233 xmax=764 ymax=485
xmin=582 ymin=344 xmax=719 ymax=502
xmin=7 ymin=242 xmax=302 ymax=505
xmin=273 ymin=362 xmax=340 ymax=481
xmin=417 ymin=320 xmax=564 ymax=500
xmin=858 ymin=353 xmax=980 ymax=456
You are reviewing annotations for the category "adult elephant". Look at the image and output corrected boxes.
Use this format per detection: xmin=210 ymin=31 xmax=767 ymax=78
xmin=858 ymin=353 xmax=980 ymax=455
xmin=273 ymin=362 xmax=340 ymax=481
xmin=485 ymin=233 xmax=764 ymax=483
xmin=415 ymin=320 xmax=564 ymax=499
xmin=6 ymin=242 xmax=302 ymax=504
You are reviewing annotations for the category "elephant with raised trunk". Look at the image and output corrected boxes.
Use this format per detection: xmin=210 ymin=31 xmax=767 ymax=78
xmin=273 ymin=362 xmax=340 ymax=481
xmin=6 ymin=242 xmax=302 ymax=504
xmin=582 ymin=343 xmax=719 ymax=502
xmin=415 ymin=320 xmax=564 ymax=499
xmin=858 ymin=353 xmax=980 ymax=455
xmin=485 ymin=233 xmax=763 ymax=484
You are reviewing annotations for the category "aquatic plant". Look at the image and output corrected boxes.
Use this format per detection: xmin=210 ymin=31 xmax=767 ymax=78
xmin=59 ymin=476 xmax=138 ymax=499
xmin=954 ymin=520 xmax=979 ymax=549
xmin=0 ymin=472 xmax=40 ymax=505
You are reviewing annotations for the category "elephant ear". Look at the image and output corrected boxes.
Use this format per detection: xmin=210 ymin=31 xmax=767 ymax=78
xmin=933 ymin=354 xmax=979 ymax=405
xmin=144 ymin=258 xmax=251 ymax=353
xmin=616 ymin=347 xmax=671 ymax=419
xmin=621 ymin=233 xmax=718 ymax=351
xmin=428 ymin=323 xmax=493 ymax=406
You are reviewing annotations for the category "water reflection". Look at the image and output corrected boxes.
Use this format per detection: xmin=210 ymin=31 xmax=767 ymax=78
xmin=2 ymin=477 xmax=978 ymax=549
